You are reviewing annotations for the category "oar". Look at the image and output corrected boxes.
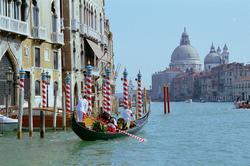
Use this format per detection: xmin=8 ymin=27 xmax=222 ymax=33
xmin=118 ymin=129 xmax=145 ymax=142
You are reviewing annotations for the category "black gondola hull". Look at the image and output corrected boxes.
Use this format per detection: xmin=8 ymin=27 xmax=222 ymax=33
xmin=71 ymin=111 xmax=149 ymax=141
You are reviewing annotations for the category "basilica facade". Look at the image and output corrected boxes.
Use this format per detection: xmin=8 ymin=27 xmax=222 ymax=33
xmin=152 ymin=28 xmax=230 ymax=101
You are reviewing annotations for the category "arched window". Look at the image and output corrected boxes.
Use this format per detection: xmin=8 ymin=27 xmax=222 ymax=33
xmin=21 ymin=0 xmax=28 ymax=21
xmin=79 ymin=2 xmax=82 ymax=25
xmin=73 ymin=41 xmax=76 ymax=69
xmin=83 ymin=1 xmax=86 ymax=24
xmin=51 ymin=0 xmax=57 ymax=32
xmin=94 ymin=10 xmax=97 ymax=30
xmin=99 ymin=13 xmax=102 ymax=34
xmin=81 ymin=44 xmax=84 ymax=67
xmin=54 ymin=81 xmax=58 ymax=96
xmin=90 ymin=6 xmax=93 ymax=28
xmin=32 ymin=0 xmax=39 ymax=27
xmin=71 ymin=0 xmax=75 ymax=19
xmin=35 ymin=80 xmax=40 ymax=96
xmin=3 ymin=0 xmax=8 ymax=16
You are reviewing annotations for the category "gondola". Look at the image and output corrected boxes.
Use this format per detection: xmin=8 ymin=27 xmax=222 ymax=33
xmin=71 ymin=110 xmax=150 ymax=141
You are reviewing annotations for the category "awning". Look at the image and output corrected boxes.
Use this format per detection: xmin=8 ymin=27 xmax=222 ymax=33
xmin=86 ymin=39 xmax=103 ymax=60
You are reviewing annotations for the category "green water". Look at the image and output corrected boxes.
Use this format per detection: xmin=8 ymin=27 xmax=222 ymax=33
xmin=1 ymin=102 xmax=250 ymax=166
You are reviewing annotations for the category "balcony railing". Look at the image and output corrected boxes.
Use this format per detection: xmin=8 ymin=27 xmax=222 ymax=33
xmin=51 ymin=32 xmax=64 ymax=45
xmin=80 ymin=24 xmax=109 ymax=44
xmin=0 ymin=15 xmax=28 ymax=36
xmin=101 ymin=35 xmax=109 ymax=45
xmin=32 ymin=26 xmax=46 ymax=40
xmin=71 ymin=19 xmax=79 ymax=31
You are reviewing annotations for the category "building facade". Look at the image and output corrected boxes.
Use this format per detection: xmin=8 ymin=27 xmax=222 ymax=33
xmin=0 ymin=0 xmax=64 ymax=108
xmin=151 ymin=68 xmax=182 ymax=101
xmin=62 ymin=0 xmax=114 ymax=112
xmin=169 ymin=28 xmax=202 ymax=72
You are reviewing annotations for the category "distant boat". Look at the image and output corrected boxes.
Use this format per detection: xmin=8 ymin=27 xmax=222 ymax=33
xmin=0 ymin=114 xmax=18 ymax=132
xmin=200 ymin=99 xmax=206 ymax=103
xmin=234 ymin=101 xmax=250 ymax=109
xmin=185 ymin=99 xmax=192 ymax=103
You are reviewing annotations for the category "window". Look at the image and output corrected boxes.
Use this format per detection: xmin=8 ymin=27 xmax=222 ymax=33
xmin=84 ymin=5 xmax=86 ymax=24
xmin=21 ymin=1 xmax=28 ymax=21
xmin=35 ymin=47 xmax=40 ymax=67
xmin=32 ymin=0 xmax=39 ymax=27
xmin=51 ymin=1 xmax=57 ymax=32
xmin=44 ymin=49 xmax=50 ymax=61
xmin=73 ymin=41 xmax=76 ymax=69
xmin=94 ymin=10 xmax=97 ymax=30
xmin=3 ymin=0 xmax=7 ymax=16
xmin=35 ymin=80 xmax=40 ymax=96
xmin=54 ymin=81 xmax=58 ymax=96
xmin=81 ymin=50 xmax=84 ymax=67
xmin=79 ymin=3 xmax=82 ymax=25
xmin=53 ymin=51 xmax=58 ymax=70
xmin=100 ymin=13 xmax=102 ymax=34
xmin=71 ymin=0 xmax=74 ymax=19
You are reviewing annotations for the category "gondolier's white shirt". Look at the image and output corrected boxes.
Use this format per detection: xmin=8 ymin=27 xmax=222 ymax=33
xmin=76 ymin=98 xmax=89 ymax=113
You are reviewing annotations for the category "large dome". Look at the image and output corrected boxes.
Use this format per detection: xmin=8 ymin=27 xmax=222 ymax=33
xmin=169 ymin=28 xmax=201 ymax=72
xmin=171 ymin=45 xmax=200 ymax=62
xmin=204 ymin=44 xmax=221 ymax=64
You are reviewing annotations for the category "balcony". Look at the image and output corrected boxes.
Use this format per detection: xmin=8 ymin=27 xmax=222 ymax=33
xmin=0 ymin=15 xmax=28 ymax=37
xmin=71 ymin=19 xmax=79 ymax=32
xmin=51 ymin=32 xmax=64 ymax=45
xmin=79 ymin=24 xmax=101 ymax=42
xmin=80 ymin=23 xmax=87 ymax=34
xmin=32 ymin=26 xmax=46 ymax=40
xmin=101 ymin=35 xmax=109 ymax=45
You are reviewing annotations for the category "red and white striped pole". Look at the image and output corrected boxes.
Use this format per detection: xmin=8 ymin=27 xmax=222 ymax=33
xmin=17 ymin=68 xmax=25 ymax=139
xmin=122 ymin=68 xmax=129 ymax=109
xmin=65 ymin=73 xmax=71 ymax=112
xmin=102 ymin=77 xmax=107 ymax=112
xmin=86 ymin=63 xmax=93 ymax=114
xmin=137 ymin=71 xmax=143 ymax=118
xmin=105 ymin=68 xmax=112 ymax=114
xmin=41 ymin=71 xmax=47 ymax=108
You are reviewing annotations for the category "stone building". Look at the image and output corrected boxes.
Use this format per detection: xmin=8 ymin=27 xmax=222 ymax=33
xmin=0 ymin=0 xmax=64 ymax=108
xmin=151 ymin=68 xmax=182 ymax=101
xmin=204 ymin=43 xmax=230 ymax=71
xmin=62 ymin=0 xmax=114 ymax=111
xmin=233 ymin=77 xmax=250 ymax=101
xmin=169 ymin=28 xmax=202 ymax=72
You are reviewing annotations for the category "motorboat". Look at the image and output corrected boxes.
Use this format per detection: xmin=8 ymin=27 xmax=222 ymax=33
xmin=0 ymin=114 xmax=18 ymax=132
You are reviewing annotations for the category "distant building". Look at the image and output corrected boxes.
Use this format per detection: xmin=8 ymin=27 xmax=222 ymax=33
xmin=204 ymin=43 xmax=230 ymax=71
xmin=169 ymin=28 xmax=202 ymax=72
xmin=233 ymin=77 xmax=250 ymax=101
xmin=151 ymin=68 xmax=182 ymax=101
xmin=152 ymin=27 xmax=236 ymax=102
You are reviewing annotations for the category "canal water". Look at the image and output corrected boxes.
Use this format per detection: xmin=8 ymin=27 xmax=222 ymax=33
xmin=1 ymin=102 xmax=250 ymax=166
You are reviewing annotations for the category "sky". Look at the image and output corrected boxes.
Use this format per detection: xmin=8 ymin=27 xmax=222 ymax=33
xmin=105 ymin=0 xmax=250 ymax=92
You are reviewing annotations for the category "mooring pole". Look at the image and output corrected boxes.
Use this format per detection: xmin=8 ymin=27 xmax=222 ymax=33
xmin=143 ymin=87 xmax=147 ymax=114
xmin=17 ymin=68 xmax=25 ymax=139
xmin=28 ymin=90 xmax=33 ymax=137
xmin=53 ymin=91 xmax=58 ymax=131
xmin=62 ymin=92 xmax=66 ymax=131
xmin=163 ymin=85 xmax=167 ymax=114
xmin=40 ymin=110 xmax=45 ymax=138
xmin=167 ymin=85 xmax=170 ymax=113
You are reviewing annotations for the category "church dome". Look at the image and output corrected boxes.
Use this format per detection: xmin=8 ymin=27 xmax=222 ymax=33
xmin=170 ymin=28 xmax=201 ymax=72
xmin=171 ymin=45 xmax=200 ymax=62
xmin=204 ymin=43 xmax=221 ymax=64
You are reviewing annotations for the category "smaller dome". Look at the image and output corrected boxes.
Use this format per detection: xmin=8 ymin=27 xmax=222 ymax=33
xmin=204 ymin=43 xmax=221 ymax=64
xmin=205 ymin=53 xmax=221 ymax=64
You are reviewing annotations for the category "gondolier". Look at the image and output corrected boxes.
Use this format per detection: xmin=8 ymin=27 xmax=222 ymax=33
xmin=76 ymin=95 xmax=89 ymax=122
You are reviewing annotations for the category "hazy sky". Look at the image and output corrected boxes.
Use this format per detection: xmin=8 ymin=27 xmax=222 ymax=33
xmin=105 ymin=0 xmax=250 ymax=92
